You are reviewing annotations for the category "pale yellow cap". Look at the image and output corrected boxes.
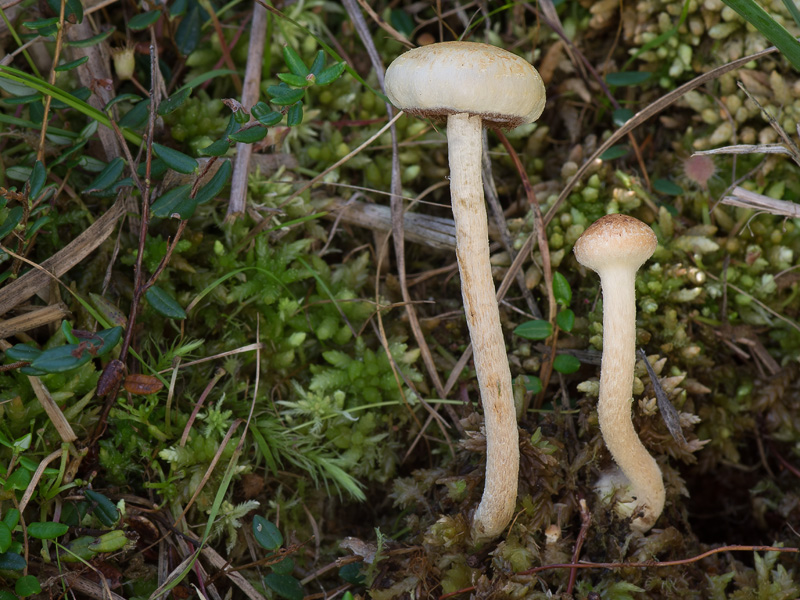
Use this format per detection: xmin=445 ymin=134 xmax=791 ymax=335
xmin=385 ymin=41 xmax=546 ymax=128
xmin=574 ymin=214 xmax=658 ymax=272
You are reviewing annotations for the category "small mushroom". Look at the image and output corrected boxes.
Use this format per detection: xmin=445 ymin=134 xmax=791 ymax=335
xmin=573 ymin=214 xmax=664 ymax=532
xmin=385 ymin=42 xmax=546 ymax=541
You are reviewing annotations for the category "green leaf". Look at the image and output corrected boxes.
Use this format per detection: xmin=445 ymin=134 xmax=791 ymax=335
xmin=523 ymin=375 xmax=543 ymax=394
xmin=194 ymin=160 xmax=231 ymax=205
xmin=198 ymin=138 xmax=231 ymax=157
xmin=104 ymin=93 xmax=142 ymax=111
xmin=338 ymin=562 xmax=365 ymax=585
xmin=556 ymin=308 xmax=575 ymax=333
xmin=30 ymin=344 xmax=93 ymax=373
xmin=600 ymin=145 xmax=629 ymax=160
xmin=0 ymin=206 xmax=24 ymax=238
xmin=84 ymin=489 xmax=119 ymax=526
xmin=653 ymin=178 xmax=683 ymax=196
xmin=0 ymin=523 xmax=11 ymax=553
xmin=85 ymin=157 xmax=125 ymax=193
xmin=252 ymin=102 xmax=282 ymax=126
xmin=271 ymin=557 xmax=295 ymax=575
xmin=228 ymin=126 xmax=267 ymax=144
xmin=266 ymin=84 xmax=305 ymax=106
xmin=277 ymin=72 xmax=311 ymax=87
xmin=23 ymin=17 xmax=59 ymax=31
xmin=389 ymin=8 xmax=414 ymax=36
xmin=721 ymin=0 xmax=800 ymax=71
xmin=28 ymin=160 xmax=46 ymax=200
xmin=146 ymin=286 xmax=187 ymax=319
xmin=5 ymin=469 xmax=31 ymax=491
xmin=252 ymin=515 xmax=282 ymax=550
xmin=286 ymin=102 xmax=303 ymax=126
xmin=26 ymin=215 xmax=51 ymax=238
xmin=28 ymin=521 xmax=68 ymax=540
xmin=150 ymin=184 xmax=195 ymax=218
xmin=316 ymin=62 xmax=346 ymax=86
xmin=552 ymin=272 xmax=572 ymax=306
xmin=0 ymin=551 xmax=25 ymax=570
xmin=553 ymin=354 xmax=581 ymax=374
xmin=264 ymin=573 xmax=304 ymax=600
xmin=117 ymin=98 xmax=150 ymax=128
xmin=158 ymin=87 xmax=192 ymax=116
xmin=61 ymin=320 xmax=79 ymax=344
xmin=309 ymin=51 xmax=325 ymax=77
xmin=4 ymin=343 xmax=41 ymax=362
xmin=55 ymin=56 xmax=89 ymax=72
xmin=153 ymin=143 xmax=198 ymax=174
xmin=282 ymin=45 xmax=309 ymax=77
xmin=170 ymin=0 xmax=188 ymax=17
xmin=175 ymin=4 xmax=201 ymax=55
xmin=612 ymin=108 xmax=634 ymax=127
xmin=513 ymin=320 xmax=553 ymax=341
xmin=128 ymin=9 xmax=162 ymax=31
xmin=93 ymin=326 xmax=123 ymax=357
xmin=606 ymin=71 xmax=651 ymax=86
xmin=66 ymin=26 xmax=116 ymax=47
xmin=3 ymin=509 xmax=20 ymax=530
xmin=47 ymin=0 xmax=82 ymax=23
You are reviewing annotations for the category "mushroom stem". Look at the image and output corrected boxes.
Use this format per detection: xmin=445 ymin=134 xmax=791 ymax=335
xmin=595 ymin=265 xmax=665 ymax=532
xmin=447 ymin=113 xmax=519 ymax=541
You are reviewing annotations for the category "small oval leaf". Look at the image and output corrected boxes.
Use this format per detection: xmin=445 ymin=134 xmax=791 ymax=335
xmin=253 ymin=515 xmax=283 ymax=550
xmin=146 ymin=286 xmax=187 ymax=319
xmin=194 ymin=160 xmax=231 ymax=206
xmin=0 ymin=523 xmax=11 ymax=553
xmin=150 ymin=184 xmax=193 ymax=219
xmin=85 ymin=157 xmax=125 ymax=193
xmin=523 ymin=375 xmax=543 ymax=394
xmin=28 ymin=521 xmax=69 ymax=540
xmin=282 ymin=45 xmax=309 ymax=77
xmin=606 ymin=71 xmax=651 ymax=86
xmin=513 ymin=320 xmax=553 ymax=341
xmin=556 ymin=308 xmax=575 ymax=333
xmin=264 ymin=573 xmax=304 ymax=600
xmin=600 ymin=145 xmax=629 ymax=160
xmin=553 ymin=354 xmax=581 ymax=374
xmin=653 ymin=178 xmax=683 ymax=196
xmin=55 ymin=56 xmax=90 ymax=72
xmin=84 ymin=489 xmax=119 ymax=526
xmin=0 ymin=551 xmax=25 ymax=570
xmin=158 ymin=87 xmax=192 ymax=116
xmin=128 ymin=9 xmax=162 ymax=31
xmin=552 ymin=272 xmax=572 ymax=306
xmin=228 ymin=126 xmax=267 ymax=144
xmin=153 ymin=143 xmax=198 ymax=174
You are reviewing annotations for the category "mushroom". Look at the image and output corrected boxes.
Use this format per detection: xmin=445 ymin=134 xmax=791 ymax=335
xmin=573 ymin=214 xmax=664 ymax=532
xmin=385 ymin=41 xmax=546 ymax=541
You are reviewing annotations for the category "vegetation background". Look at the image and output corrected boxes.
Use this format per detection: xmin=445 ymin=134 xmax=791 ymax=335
xmin=0 ymin=0 xmax=799 ymax=598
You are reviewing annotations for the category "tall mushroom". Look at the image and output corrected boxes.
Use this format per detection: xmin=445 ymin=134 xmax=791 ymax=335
xmin=385 ymin=42 xmax=546 ymax=541
xmin=573 ymin=214 xmax=664 ymax=532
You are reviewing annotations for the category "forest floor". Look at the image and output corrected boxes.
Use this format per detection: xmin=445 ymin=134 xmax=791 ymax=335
xmin=1 ymin=1 xmax=800 ymax=599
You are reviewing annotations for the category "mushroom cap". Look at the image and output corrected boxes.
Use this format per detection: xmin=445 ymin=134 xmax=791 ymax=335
xmin=384 ymin=41 xmax=546 ymax=128
xmin=574 ymin=214 xmax=657 ymax=272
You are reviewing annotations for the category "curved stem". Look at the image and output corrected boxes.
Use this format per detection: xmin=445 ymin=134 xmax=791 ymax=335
xmin=597 ymin=266 xmax=665 ymax=532
xmin=447 ymin=113 xmax=518 ymax=541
